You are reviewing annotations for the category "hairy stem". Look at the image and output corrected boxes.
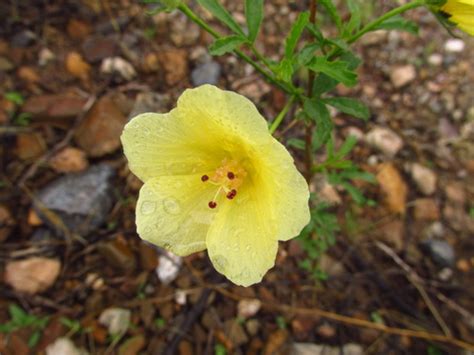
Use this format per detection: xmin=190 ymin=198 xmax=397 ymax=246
xmin=178 ymin=3 xmax=299 ymax=97
xmin=348 ymin=0 xmax=425 ymax=44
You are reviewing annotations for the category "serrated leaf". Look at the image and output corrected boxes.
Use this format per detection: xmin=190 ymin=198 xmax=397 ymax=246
xmin=307 ymin=57 xmax=358 ymax=87
xmin=323 ymin=97 xmax=369 ymax=120
xmin=287 ymin=138 xmax=306 ymax=150
xmin=304 ymin=99 xmax=333 ymax=150
xmin=320 ymin=0 xmax=342 ymax=32
xmin=285 ymin=11 xmax=310 ymax=59
xmin=245 ymin=0 xmax=264 ymax=42
xmin=372 ymin=15 xmax=419 ymax=35
xmin=209 ymin=35 xmax=247 ymax=55
xmin=197 ymin=0 xmax=244 ymax=35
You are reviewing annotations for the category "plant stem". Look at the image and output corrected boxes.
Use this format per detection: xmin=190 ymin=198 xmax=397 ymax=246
xmin=347 ymin=0 xmax=425 ymax=44
xmin=178 ymin=3 xmax=299 ymax=97
xmin=269 ymin=96 xmax=295 ymax=134
xmin=304 ymin=0 xmax=318 ymax=184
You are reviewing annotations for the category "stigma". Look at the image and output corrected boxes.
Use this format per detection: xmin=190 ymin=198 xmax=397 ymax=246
xmin=201 ymin=159 xmax=246 ymax=209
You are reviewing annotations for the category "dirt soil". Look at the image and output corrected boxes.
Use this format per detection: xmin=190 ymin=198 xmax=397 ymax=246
xmin=0 ymin=1 xmax=473 ymax=354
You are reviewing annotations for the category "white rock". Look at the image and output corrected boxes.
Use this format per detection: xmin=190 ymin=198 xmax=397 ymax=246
xmin=444 ymin=39 xmax=465 ymax=53
xmin=38 ymin=48 xmax=56 ymax=66
xmin=156 ymin=251 xmax=182 ymax=284
xmin=427 ymin=53 xmax=443 ymax=66
xmin=365 ymin=127 xmax=403 ymax=157
xmin=46 ymin=338 xmax=88 ymax=355
xmin=175 ymin=290 xmax=187 ymax=305
xmin=290 ymin=343 xmax=363 ymax=355
xmin=237 ymin=299 xmax=262 ymax=318
xmin=99 ymin=308 xmax=131 ymax=336
xmin=5 ymin=257 xmax=61 ymax=294
xmin=100 ymin=57 xmax=136 ymax=80
xmin=409 ymin=163 xmax=437 ymax=195
xmin=390 ymin=65 xmax=416 ymax=88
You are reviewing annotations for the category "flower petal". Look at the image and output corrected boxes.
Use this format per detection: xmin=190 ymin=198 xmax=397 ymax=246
xmin=177 ymin=84 xmax=270 ymax=145
xmin=121 ymin=112 xmax=220 ymax=182
xmin=206 ymin=189 xmax=279 ymax=287
xmin=136 ymin=175 xmax=217 ymax=256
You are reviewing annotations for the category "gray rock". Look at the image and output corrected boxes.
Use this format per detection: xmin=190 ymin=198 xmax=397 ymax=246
xmin=128 ymin=92 xmax=171 ymax=120
xmin=35 ymin=164 xmax=115 ymax=236
xmin=11 ymin=30 xmax=37 ymax=47
xmin=191 ymin=61 xmax=221 ymax=86
xmin=421 ymin=240 xmax=455 ymax=267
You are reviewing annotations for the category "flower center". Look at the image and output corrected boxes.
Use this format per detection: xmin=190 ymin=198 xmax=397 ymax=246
xmin=201 ymin=158 xmax=247 ymax=209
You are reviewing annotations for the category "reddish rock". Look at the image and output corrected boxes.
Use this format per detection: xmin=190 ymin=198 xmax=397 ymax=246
xmin=74 ymin=96 xmax=127 ymax=157
xmin=15 ymin=132 xmax=46 ymax=160
xmin=160 ymin=49 xmax=188 ymax=86
xmin=413 ymin=199 xmax=440 ymax=221
xmin=22 ymin=94 xmax=88 ymax=120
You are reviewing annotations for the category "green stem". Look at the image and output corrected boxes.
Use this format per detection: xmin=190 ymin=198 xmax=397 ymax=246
xmin=178 ymin=3 xmax=299 ymax=96
xmin=347 ymin=0 xmax=425 ymax=44
xmin=249 ymin=44 xmax=274 ymax=72
xmin=269 ymin=96 xmax=295 ymax=134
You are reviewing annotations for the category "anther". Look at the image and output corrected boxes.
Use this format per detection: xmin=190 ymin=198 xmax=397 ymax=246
xmin=226 ymin=189 xmax=237 ymax=200
xmin=227 ymin=172 xmax=235 ymax=180
xmin=208 ymin=201 xmax=217 ymax=209
xmin=201 ymin=175 xmax=209 ymax=182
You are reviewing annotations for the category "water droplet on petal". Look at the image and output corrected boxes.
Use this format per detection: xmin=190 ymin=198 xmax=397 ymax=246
xmin=163 ymin=198 xmax=181 ymax=215
xmin=213 ymin=255 xmax=228 ymax=272
xmin=141 ymin=201 xmax=156 ymax=215
xmin=245 ymin=245 xmax=251 ymax=251
xmin=163 ymin=243 xmax=172 ymax=250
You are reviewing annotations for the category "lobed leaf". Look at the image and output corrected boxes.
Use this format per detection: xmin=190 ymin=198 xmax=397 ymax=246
xmin=209 ymin=35 xmax=247 ymax=55
xmin=307 ymin=57 xmax=358 ymax=87
xmin=285 ymin=11 xmax=310 ymax=59
xmin=304 ymin=99 xmax=333 ymax=150
xmin=323 ymin=97 xmax=370 ymax=120
xmin=197 ymin=0 xmax=244 ymax=35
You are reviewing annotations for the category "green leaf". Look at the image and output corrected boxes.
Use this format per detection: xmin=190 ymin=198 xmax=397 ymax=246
xmin=335 ymin=135 xmax=358 ymax=158
xmin=372 ymin=15 xmax=419 ymax=35
xmin=296 ymin=43 xmax=320 ymax=67
xmin=285 ymin=11 xmax=310 ymax=59
xmin=304 ymin=99 xmax=333 ymax=150
xmin=307 ymin=57 xmax=358 ymax=87
xmin=9 ymin=304 xmax=27 ymax=324
xmin=313 ymin=74 xmax=338 ymax=97
xmin=197 ymin=0 xmax=244 ymax=35
xmin=320 ymin=0 xmax=342 ymax=32
xmin=345 ymin=0 xmax=361 ymax=35
xmin=340 ymin=181 xmax=366 ymax=204
xmin=245 ymin=0 xmax=264 ymax=42
xmin=276 ymin=58 xmax=294 ymax=82
xmin=287 ymin=138 xmax=306 ymax=150
xmin=5 ymin=91 xmax=24 ymax=105
xmin=28 ymin=331 xmax=41 ymax=348
xmin=323 ymin=97 xmax=369 ymax=120
xmin=209 ymin=35 xmax=247 ymax=55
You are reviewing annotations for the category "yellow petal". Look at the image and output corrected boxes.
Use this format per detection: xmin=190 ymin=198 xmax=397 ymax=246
xmin=121 ymin=112 xmax=219 ymax=182
xmin=261 ymin=139 xmax=311 ymax=241
xmin=206 ymin=186 xmax=279 ymax=287
xmin=136 ymin=175 xmax=217 ymax=256
xmin=177 ymin=84 xmax=270 ymax=145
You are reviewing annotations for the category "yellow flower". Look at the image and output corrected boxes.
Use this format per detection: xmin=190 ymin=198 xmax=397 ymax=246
xmin=441 ymin=0 xmax=474 ymax=35
xmin=121 ymin=85 xmax=310 ymax=286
